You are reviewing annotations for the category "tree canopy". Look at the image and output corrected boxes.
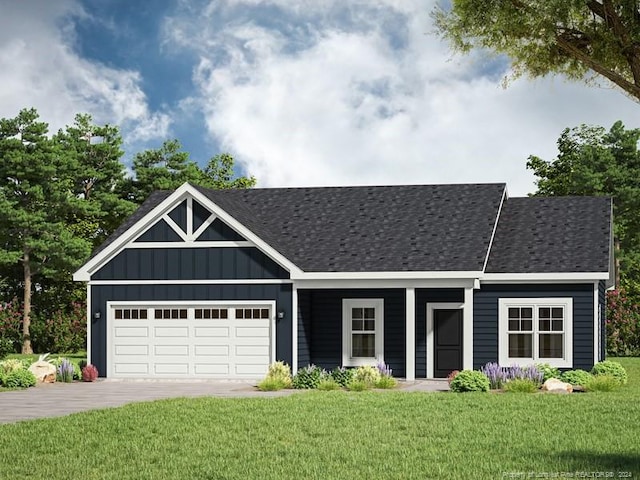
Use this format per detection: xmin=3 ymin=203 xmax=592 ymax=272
xmin=0 ymin=108 xmax=255 ymax=354
xmin=434 ymin=0 xmax=640 ymax=102
xmin=527 ymin=120 xmax=640 ymax=294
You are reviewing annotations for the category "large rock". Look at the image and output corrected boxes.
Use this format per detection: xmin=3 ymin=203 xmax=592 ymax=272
xmin=28 ymin=361 xmax=56 ymax=383
xmin=542 ymin=378 xmax=572 ymax=394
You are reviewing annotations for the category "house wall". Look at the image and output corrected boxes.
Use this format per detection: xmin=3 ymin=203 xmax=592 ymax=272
xmin=599 ymin=280 xmax=606 ymax=361
xmin=92 ymin=247 xmax=290 ymax=280
xmin=90 ymin=284 xmax=292 ymax=377
xmin=415 ymin=288 xmax=464 ymax=378
xmin=297 ymin=289 xmax=406 ymax=377
xmin=473 ymin=284 xmax=595 ymax=370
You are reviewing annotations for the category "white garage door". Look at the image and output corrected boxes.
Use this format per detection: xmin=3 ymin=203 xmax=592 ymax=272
xmin=108 ymin=302 xmax=274 ymax=378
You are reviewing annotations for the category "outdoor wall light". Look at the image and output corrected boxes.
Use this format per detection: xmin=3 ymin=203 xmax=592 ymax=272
xmin=93 ymin=311 xmax=101 ymax=320
xmin=277 ymin=310 xmax=285 ymax=320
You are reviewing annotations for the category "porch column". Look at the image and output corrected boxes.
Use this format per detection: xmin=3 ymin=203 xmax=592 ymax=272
xmin=291 ymin=285 xmax=298 ymax=374
xmin=406 ymin=287 xmax=416 ymax=381
xmin=463 ymin=286 xmax=474 ymax=371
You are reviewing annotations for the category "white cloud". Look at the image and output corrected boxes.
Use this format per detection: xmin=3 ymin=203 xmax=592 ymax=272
xmin=166 ymin=0 xmax=640 ymax=195
xmin=0 ymin=0 xmax=169 ymax=142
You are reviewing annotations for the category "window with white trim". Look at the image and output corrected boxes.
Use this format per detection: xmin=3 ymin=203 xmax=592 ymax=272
xmin=498 ymin=298 xmax=572 ymax=368
xmin=342 ymin=299 xmax=384 ymax=367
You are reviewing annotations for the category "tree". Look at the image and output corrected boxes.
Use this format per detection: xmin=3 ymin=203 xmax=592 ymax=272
xmin=434 ymin=1 xmax=640 ymax=102
xmin=122 ymin=140 xmax=255 ymax=205
xmin=527 ymin=120 xmax=640 ymax=295
xmin=0 ymin=109 xmax=92 ymax=353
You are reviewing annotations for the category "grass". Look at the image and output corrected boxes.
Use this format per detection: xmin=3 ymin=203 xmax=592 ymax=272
xmin=0 ymin=358 xmax=639 ymax=479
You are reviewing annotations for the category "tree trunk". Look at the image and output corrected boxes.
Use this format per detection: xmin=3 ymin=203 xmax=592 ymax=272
xmin=22 ymin=249 xmax=33 ymax=354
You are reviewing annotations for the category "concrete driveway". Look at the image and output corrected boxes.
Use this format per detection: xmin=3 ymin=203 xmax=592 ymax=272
xmin=0 ymin=380 xmax=292 ymax=424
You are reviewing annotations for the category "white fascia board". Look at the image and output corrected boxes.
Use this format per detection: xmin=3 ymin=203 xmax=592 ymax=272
xmin=74 ymin=183 xmax=302 ymax=281
xmin=187 ymin=187 xmax=303 ymax=276
xmin=291 ymin=271 xmax=483 ymax=281
xmin=480 ymin=272 xmax=609 ymax=283
xmin=482 ymin=185 xmax=507 ymax=272
xmin=73 ymin=183 xmax=196 ymax=281
xmin=295 ymin=278 xmax=476 ymax=290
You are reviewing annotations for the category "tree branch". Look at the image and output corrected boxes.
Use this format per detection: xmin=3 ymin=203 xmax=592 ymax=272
xmin=587 ymin=0 xmax=640 ymax=87
xmin=556 ymin=33 xmax=640 ymax=101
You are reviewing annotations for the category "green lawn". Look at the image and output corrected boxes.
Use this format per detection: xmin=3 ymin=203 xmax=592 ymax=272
xmin=1 ymin=359 xmax=639 ymax=479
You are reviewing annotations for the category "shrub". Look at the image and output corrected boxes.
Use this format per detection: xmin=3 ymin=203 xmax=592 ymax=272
xmin=257 ymin=377 xmax=288 ymax=391
xmin=352 ymin=365 xmax=381 ymax=386
xmin=480 ymin=363 xmax=544 ymax=389
xmin=0 ymin=299 xmax=23 ymax=349
xmin=376 ymin=362 xmax=392 ymax=377
xmin=561 ymin=369 xmax=594 ymax=387
xmin=480 ymin=363 xmax=504 ymax=389
xmin=82 ymin=364 xmax=99 ymax=382
xmin=292 ymin=364 xmax=326 ymax=389
xmin=606 ymin=288 xmax=640 ymax=356
xmin=265 ymin=361 xmax=293 ymax=388
xmin=535 ymin=363 xmax=561 ymax=382
xmin=2 ymin=369 xmax=36 ymax=389
xmin=31 ymin=303 xmax=86 ymax=354
xmin=375 ymin=376 xmax=397 ymax=389
xmin=591 ymin=360 xmax=628 ymax=385
xmin=449 ymin=370 xmax=490 ymax=393
xmin=317 ymin=378 xmax=341 ymax=391
xmin=347 ymin=380 xmax=370 ymax=391
xmin=585 ymin=374 xmax=620 ymax=392
xmin=0 ymin=358 xmax=27 ymax=374
xmin=504 ymin=378 xmax=539 ymax=393
xmin=447 ymin=370 xmax=460 ymax=386
xmin=51 ymin=357 xmax=82 ymax=381
xmin=331 ymin=367 xmax=354 ymax=387
xmin=0 ymin=337 xmax=14 ymax=360
xmin=56 ymin=359 xmax=75 ymax=383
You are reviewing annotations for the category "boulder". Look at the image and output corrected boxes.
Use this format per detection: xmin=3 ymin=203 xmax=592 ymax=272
xmin=28 ymin=361 xmax=56 ymax=383
xmin=542 ymin=378 xmax=572 ymax=394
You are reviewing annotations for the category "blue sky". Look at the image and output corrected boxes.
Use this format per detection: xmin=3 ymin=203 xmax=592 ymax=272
xmin=0 ymin=0 xmax=638 ymax=195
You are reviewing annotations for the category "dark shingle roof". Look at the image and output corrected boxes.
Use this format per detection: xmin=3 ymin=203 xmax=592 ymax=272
xmin=195 ymin=183 xmax=506 ymax=272
xmin=485 ymin=196 xmax=611 ymax=273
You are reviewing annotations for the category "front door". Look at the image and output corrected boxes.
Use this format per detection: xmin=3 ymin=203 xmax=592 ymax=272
xmin=433 ymin=309 xmax=463 ymax=378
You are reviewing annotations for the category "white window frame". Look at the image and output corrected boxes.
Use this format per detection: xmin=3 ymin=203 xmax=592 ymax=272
xmin=498 ymin=297 xmax=573 ymax=368
xmin=342 ymin=298 xmax=384 ymax=367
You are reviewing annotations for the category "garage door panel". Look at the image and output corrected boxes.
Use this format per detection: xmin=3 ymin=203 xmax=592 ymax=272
xmin=115 ymin=345 xmax=149 ymax=356
xmin=236 ymin=326 xmax=269 ymax=337
xmin=155 ymin=326 xmax=189 ymax=337
xmin=154 ymin=363 xmax=189 ymax=375
xmin=195 ymin=345 xmax=229 ymax=356
xmin=155 ymin=345 xmax=189 ymax=356
xmin=236 ymin=345 xmax=269 ymax=356
xmin=115 ymin=326 xmax=149 ymax=337
xmin=195 ymin=327 xmax=230 ymax=337
xmin=114 ymin=363 xmax=149 ymax=374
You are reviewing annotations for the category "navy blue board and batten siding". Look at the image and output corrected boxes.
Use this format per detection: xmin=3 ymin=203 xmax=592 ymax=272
xmin=91 ymin=284 xmax=292 ymax=378
xmin=92 ymin=248 xmax=289 ymax=280
xmin=473 ymin=284 xmax=595 ymax=370
xmin=297 ymin=289 xmax=406 ymax=377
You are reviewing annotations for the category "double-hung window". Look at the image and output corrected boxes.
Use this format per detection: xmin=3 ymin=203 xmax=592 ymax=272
xmin=498 ymin=298 xmax=572 ymax=368
xmin=342 ymin=299 xmax=384 ymax=366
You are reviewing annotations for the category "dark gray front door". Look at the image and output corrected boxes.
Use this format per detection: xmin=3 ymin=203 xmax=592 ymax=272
xmin=434 ymin=309 xmax=463 ymax=378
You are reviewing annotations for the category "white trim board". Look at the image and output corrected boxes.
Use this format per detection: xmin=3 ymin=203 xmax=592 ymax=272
xmin=88 ymin=279 xmax=292 ymax=286
xmin=128 ymin=241 xmax=254 ymax=249
xmin=482 ymin=186 xmax=507 ymax=272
